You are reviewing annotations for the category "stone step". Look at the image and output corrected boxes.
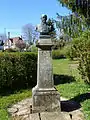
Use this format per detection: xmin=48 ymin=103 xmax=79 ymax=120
xmin=40 ymin=112 xmax=66 ymax=120
xmin=29 ymin=113 xmax=40 ymax=120
xmin=29 ymin=112 xmax=69 ymax=120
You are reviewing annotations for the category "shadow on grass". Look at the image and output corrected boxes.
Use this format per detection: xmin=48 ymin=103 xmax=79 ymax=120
xmin=70 ymin=93 xmax=90 ymax=103
xmin=61 ymin=100 xmax=81 ymax=112
xmin=0 ymin=86 xmax=32 ymax=97
xmin=61 ymin=92 xmax=90 ymax=112
xmin=54 ymin=74 xmax=75 ymax=85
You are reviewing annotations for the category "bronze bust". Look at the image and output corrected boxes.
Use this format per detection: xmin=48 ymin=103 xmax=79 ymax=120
xmin=36 ymin=14 xmax=54 ymax=35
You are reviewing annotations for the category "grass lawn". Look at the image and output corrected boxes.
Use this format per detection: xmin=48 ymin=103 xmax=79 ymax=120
xmin=0 ymin=59 xmax=90 ymax=120
xmin=53 ymin=59 xmax=90 ymax=120
xmin=0 ymin=90 xmax=32 ymax=120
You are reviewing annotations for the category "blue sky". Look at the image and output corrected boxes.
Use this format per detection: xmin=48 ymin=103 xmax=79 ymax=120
xmin=0 ymin=0 xmax=71 ymax=37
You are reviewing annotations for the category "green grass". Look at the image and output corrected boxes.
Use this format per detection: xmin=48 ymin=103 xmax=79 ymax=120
xmin=0 ymin=90 xmax=32 ymax=120
xmin=53 ymin=59 xmax=71 ymax=75
xmin=53 ymin=59 xmax=90 ymax=120
xmin=0 ymin=59 xmax=90 ymax=120
xmin=53 ymin=59 xmax=83 ymax=82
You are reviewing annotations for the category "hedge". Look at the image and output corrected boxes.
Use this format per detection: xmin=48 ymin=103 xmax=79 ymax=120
xmin=71 ymin=31 xmax=90 ymax=84
xmin=52 ymin=49 xmax=66 ymax=59
xmin=0 ymin=52 xmax=37 ymax=90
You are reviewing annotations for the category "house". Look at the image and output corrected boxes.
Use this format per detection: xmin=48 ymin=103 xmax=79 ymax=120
xmin=4 ymin=37 xmax=23 ymax=50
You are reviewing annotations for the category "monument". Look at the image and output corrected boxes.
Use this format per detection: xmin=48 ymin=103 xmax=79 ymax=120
xmin=7 ymin=15 xmax=84 ymax=120
xmin=32 ymin=14 xmax=60 ymax=113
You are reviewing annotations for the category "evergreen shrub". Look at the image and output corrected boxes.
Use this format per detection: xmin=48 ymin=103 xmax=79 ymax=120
xmin=0 ymin=52 xmax=37 ymax=90
xmin=52 ymin=49 xmax=66 ymax=59
xmin=72 ymin=31 xmax=90 ymax=83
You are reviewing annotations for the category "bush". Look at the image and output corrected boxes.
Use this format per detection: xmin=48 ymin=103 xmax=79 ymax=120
xmin=52 ymin=44 xmax=75 ymax=59
xmin=52 ymin=49 xmax=66 ymax=59
xmin=64 ymin=44 xmax=78 ymax=60
xmin=30 ymin=45 xmax=38 ymax=52
xmin=4 ymin=48 xmax=19 ymax=52
xmin=72 ymin=31 xmax=90 ymax=83
xmin=25 ymin=45 xmax=38 ymax=52
xmin=0 ymin=52 xmax=37 ymax=90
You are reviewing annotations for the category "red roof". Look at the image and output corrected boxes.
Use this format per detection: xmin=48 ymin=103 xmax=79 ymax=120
xmin=9 ymin=37 xmax=22 ymax=43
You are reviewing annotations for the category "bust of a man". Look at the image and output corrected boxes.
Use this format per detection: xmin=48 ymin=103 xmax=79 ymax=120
xmin=36 ymin=14 xmax=52 ymax=35
xmin=40 ymin=14 xmax=49 ymax=35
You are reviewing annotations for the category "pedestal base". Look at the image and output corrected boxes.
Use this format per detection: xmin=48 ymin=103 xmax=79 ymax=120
xmin=32 ymin=86 xmax=61 ymax=113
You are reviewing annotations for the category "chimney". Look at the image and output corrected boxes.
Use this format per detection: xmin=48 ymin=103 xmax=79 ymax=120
xmin=8 ymin=32 xmax=10 ymax=39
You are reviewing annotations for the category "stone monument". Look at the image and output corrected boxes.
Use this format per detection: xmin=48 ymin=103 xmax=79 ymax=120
xmin=32 ymin=14 xmax=60 ymax=113
xmin=7 ymin=15 xmax=84 ymax=120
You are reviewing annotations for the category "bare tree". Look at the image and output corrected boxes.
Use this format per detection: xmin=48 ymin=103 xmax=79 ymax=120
xmin=22 ymin=23 xmax=39 ymax=45
xmin=15 ymin=40 xmax=26 ymax=51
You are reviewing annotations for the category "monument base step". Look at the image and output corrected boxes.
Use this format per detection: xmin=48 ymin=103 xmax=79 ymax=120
xmin=32 ymin=87 xmax=61 ymax=113
xmin=30 ymin=112 xmax=67 ymax=120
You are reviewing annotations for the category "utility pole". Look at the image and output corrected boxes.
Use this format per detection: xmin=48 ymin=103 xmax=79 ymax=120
xmin=8 ymin=32 xmax=10 ymax=48
xmin=4 ymin=28 xmax=7 ymax=42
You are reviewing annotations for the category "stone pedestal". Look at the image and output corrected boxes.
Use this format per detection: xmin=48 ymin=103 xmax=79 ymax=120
xmin=32 ymin=35 xmax=60 ymax=113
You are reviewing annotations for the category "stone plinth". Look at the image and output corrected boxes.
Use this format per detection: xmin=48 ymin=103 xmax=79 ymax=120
xmin=32 ymin=35 xmax=60 ymax=112
xmin=32 ymin=88 xmax=60 ymax=113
